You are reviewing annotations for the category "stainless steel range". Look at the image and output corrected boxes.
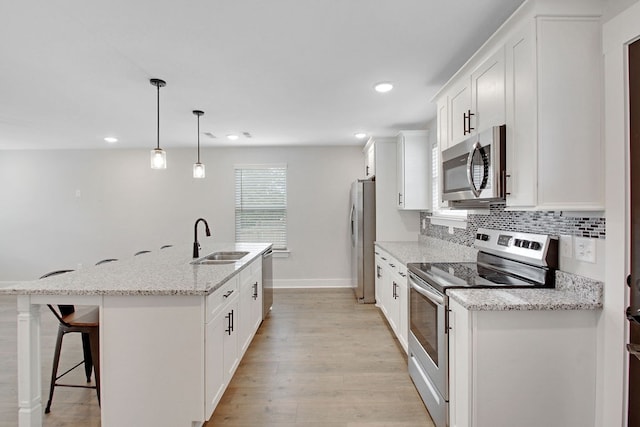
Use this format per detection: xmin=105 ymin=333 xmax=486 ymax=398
xmin=407 ymin=228 xmax=559 ymax=427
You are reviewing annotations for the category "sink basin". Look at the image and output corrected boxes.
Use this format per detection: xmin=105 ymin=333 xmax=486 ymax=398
xmin=192 ymin=251 xmax=249 ymax=265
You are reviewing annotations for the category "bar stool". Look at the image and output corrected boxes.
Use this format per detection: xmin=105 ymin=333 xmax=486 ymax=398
xmin=39 ymin=270 xmax=100 ymax=413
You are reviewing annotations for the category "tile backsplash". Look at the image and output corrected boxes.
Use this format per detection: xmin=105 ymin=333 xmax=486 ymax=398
xmin=421 ymin=203 xmax=606 ymax=247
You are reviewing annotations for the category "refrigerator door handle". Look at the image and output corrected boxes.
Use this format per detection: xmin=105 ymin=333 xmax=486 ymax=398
xmin=349 ymin=204 xmax=355 ymax=244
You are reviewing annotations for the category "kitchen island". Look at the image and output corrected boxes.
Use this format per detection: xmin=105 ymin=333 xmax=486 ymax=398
xmin=1 ymin=242 xmax=272 ymax=427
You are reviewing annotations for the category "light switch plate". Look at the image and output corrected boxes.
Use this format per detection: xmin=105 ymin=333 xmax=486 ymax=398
xmin=574 ymin=237 xmax=596 ymax=263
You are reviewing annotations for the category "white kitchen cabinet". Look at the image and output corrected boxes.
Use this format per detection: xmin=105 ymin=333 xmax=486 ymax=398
xmin=442 ymin=49 xmax=505 ymax=149
xmin=504 ymin=17 xmax=603 ymax=210
xmin=239 ymin=258 xmax=262 ymax=356
xmin=205 ymin=276 xmax=240 ymax=418
xmin=374 ymin=247 xmax=408 ymax=354
xmin=449 ymin=299 xmax=597 ymax=427
xmin=396 ymin=130 xmax=430 ymax=211
xmin=368 ymin=138 xmax=421 ymax=241
xmin=471 ymin=48 xmax=505 ymax=135
xmin=433 ymin=0 xmax=603 ymax=212
xmin=363 ymin=137 xmax=375 ymax=178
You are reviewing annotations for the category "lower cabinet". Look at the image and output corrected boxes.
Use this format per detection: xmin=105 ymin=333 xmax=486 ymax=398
xmin=449 ymin=299 xmax=598 ymax=427
xmin=375 ymin=247 xmax=408 ymax=354
xmin=204 ymin=258 xmax=263 ymax=419
xmin=239 ymin=261 xmax=262 ymax=356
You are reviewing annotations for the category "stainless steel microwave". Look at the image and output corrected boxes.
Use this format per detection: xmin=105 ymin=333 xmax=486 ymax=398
xmin=441 ymin=125 xmax=506 ymax=207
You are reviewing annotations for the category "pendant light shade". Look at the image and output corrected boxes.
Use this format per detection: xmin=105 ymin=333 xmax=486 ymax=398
xmin=192 ymin=110 xmax=205 ymax=179
xmin=150 ymin=78 xmax=167 ymax=169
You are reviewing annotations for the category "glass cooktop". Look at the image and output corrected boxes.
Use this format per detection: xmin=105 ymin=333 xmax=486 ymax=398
xmin=407 ymin=261 xmax=542 ymax=294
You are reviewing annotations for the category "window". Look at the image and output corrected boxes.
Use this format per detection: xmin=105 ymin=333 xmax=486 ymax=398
xmin=234 ymin=164 xmax=287 ymax=250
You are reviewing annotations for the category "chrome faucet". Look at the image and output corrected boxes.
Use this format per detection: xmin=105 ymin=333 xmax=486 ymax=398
xmin=193 ymin=218 xmax=211 ymax=258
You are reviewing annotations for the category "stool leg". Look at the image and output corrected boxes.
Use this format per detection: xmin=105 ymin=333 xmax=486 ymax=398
xmin=89 ymin=328 xmax=100 ymax=405
xmin=81 ymin=332 xmax=93 ymax=382
xmin=45 ymin=326 xmax=65 ymax=414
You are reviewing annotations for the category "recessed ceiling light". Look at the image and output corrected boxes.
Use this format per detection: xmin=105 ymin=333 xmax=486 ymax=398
xmin=354 ymin=132 xmax=368 ymax=139
xmin=104 ymin=137 xmax=118 ymax=143
xmin=227 ymin=134 xmax=239 ymax=141
xmin=374 ymin=82 xmax=394 ymax=93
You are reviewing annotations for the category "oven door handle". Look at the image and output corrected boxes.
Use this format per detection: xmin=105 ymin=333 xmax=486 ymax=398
xmin=410 ymin=280 xmax=445 ymax=306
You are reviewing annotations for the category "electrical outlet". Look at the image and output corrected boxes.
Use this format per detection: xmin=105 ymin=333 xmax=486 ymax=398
xmin=559 ymin=235 xmax=573 ymax=258
xmin=574 ymin=237 xmax=596 ymax=263
xmin=448 ymin=226 xmax=454 ymax=234
xmin=421 ymin=218 xmax=427 ymax=230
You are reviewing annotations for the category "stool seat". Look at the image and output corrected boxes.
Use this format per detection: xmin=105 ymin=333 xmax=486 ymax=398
xmin=61 ymin=307 xmax=99 ymax=327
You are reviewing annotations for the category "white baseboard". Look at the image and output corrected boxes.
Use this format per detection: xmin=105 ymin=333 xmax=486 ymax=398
xmin=274 ymin=278 xmax=354 ymax=289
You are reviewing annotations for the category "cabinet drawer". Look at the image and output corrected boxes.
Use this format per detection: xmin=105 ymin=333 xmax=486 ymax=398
xmin=206 ymin=276 xmax=238 ymax=323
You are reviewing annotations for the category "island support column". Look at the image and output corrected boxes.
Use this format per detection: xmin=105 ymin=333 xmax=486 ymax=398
xmin=17 ymin=295 xmax=43 ymax=427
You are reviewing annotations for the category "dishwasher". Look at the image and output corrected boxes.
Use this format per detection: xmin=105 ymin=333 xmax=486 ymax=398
xmin=262 ymin=248 xmax=273 ymax=320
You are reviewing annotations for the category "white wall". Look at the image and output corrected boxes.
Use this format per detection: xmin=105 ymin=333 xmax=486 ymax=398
xmin=0 ymin=146 xmax=363 ymax=286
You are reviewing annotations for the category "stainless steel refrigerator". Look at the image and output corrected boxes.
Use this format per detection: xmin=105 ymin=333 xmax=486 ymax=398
xmin=350 ymin=178 xmax=376 ymax=303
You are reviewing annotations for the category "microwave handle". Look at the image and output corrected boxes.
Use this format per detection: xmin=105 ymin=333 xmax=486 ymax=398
xmin=466 ymin=141 xmax=488 ymax=198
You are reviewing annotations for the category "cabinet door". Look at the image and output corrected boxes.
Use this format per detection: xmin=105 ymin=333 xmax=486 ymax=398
xmin=449 ymin=78 xmax=472 ymax=146
xmin=205 ymin=314 xmax=225 ymax=419
xmin=396 ymin=269 xmax=408 ymax=354
xmin=449 ymin=300 xmax=472 ymax=427
xmin=223 ymin=299 xmax=239 ymax=384
xmin=505 ymin=22 xmax=538 ymax=208
xmin=364 ymin=142 xmax=375 ymax=178
xmin=437 ymin=97 xmax=449 ymax=151
xmin=471 ymin=48 xmax=505 ymax=133
xmin=396 ymin=136 xmax=406 ymax=208
xmin=374 ymin=253 xmax=383 ymax=305
xmin=251 ymin=267 xmax=263 ymax=332
xmin=397 ymin=131 xmax=430 ymax=210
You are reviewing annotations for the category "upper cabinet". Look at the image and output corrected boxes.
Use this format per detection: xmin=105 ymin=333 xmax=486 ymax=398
xmin=441 ymin=49 xmax=505 ymax=150
xmin=433 ymin=0 xmax=604 ymax=212
xmin=504 ymin=17 xmax=603 ymax=210
xmin=363 ymin=138 xmax=375 ymax=178
xmin=396 ymin=130 xmax=431 ymax=210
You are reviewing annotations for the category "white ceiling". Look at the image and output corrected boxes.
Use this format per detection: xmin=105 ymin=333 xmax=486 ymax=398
xmin=0 ymin=0 xmax=525 ymax=150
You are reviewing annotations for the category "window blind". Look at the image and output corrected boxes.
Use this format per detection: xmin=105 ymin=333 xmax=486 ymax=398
xmin=234 ymin=165 xmax=287 ymax=250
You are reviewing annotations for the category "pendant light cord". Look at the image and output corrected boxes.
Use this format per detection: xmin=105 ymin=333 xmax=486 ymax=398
xmin=156 ymin=84 xmax=160 ymax=150
xmin=197 ymin=114 xmax=201 ymax=163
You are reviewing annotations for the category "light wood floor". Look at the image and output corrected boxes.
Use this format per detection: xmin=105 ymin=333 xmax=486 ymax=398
xmin=0 ymin=289 xmax=433 ymax=426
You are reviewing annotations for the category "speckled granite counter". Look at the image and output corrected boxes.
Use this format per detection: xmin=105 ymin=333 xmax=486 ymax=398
xmin=0 ymin=242 xmax=271 ymax=296
xmin=375 ymin=239 xmax=603 ymax=311
xmin=447 ymin=271 xmax=603 ymax=311
xmin=375 ymin=237 xmax=477 ymax=265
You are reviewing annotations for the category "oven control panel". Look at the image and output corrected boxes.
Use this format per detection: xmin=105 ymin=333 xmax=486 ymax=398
xmin=474 ymin=228 xmax=558 ymax=268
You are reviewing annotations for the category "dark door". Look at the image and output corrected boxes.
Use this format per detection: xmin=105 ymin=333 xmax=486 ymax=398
xmin=628 ymin=37 xmax=640 ymax=427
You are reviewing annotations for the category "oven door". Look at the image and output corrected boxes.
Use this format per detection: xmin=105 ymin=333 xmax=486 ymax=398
xmin=408 ymin=272 xmax=448 ymax=427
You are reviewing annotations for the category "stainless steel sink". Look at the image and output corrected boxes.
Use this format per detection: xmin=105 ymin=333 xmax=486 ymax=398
xmin=192 ymin=251 xmax=249 ymax=265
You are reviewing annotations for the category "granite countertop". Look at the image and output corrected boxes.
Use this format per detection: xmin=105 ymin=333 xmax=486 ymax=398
xmin=447 ymin=271 xmax=603 ymax=311
xmin=0 ymin=242 xmax=271 ymax=297
xmin=375 ymin=238 xmax=478 ymax=265
xmin=375 ymin=239 xmax=603 ymax=311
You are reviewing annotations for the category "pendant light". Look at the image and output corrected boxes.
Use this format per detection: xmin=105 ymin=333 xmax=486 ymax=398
xmin=150 ymin=78 xmax=167 ymax=169
xmin=192 ymin=110 xmax=205 ymax=178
